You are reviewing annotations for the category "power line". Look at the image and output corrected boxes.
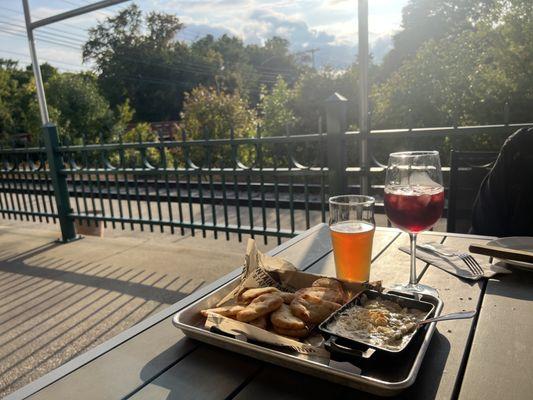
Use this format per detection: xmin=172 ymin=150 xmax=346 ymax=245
xmin=0 ymin=26 xmax=297 ymax=85
xmin=0 ymin=4 xmax=302 ymax=76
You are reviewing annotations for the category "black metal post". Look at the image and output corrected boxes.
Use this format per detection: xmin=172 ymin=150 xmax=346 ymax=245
xmin=42 ymin=123 xmax=78 ymax=242
xmin=325 ymin=93 xmax=348 ymax=196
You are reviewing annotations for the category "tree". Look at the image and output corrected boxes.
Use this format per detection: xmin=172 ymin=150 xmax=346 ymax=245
xmin=180 ymin=85 xmax=256 ymax=166
xmin=0 ymin=60 xmax=58 ymax=145
xmin=379 ymin=0 xmax=495 ymax=79
xmin=370 ymin=0 xmax=533 ymax=162
xmin=181 ymin=85 xmax=256 ymax=140
xmin=372 ymin=0 xmax=533 ymax=130
xmin=258 ymin=76 xmax=297 ymax=136
xmin=83 ymin=4 xmax=192 ymax=122
xmin=47 ymin=73 xmax=117 ymax=144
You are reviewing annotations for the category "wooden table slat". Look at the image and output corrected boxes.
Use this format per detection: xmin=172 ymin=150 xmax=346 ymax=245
xmin=458 ymin=269 xmax=533 ymax=400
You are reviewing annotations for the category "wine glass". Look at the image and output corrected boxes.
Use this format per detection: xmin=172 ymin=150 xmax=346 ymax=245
xmin=384 ymin=151 xmax=444 ymax=296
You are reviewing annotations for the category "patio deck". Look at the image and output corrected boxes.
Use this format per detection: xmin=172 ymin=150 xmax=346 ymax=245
xmin=0 ymin=220 xmax=274 ymax=397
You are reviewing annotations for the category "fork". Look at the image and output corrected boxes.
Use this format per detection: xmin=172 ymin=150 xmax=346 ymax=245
xmin=457 ymin=253 xmax=485 ymax=276
xmin=417 ymin=243 xmax=484 ymax=277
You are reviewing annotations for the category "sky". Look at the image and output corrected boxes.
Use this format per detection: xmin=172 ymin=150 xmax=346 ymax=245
xmin=0 ymin=0 xmax=408 ymax=71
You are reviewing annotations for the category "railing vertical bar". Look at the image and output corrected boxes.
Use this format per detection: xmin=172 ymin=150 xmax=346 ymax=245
xmin=45 ymin=170 xmax=57 ymax=223
xmin=274 ymin=174 xmax=281 ymax=245
xmin=65 ymin=138 xmax=81 ymax=224
xmin=30 ymin=161 xmax=43 ymax=222
xmin=138 ymin=133 xmax=153 ymax=232
xmin=0 ymin=153 xmax=8 ymax=219
xmin=85 ymin=139 xmax=101 ymax=228
xmin=14 ymin=154 xmax=31 ymax=221
xmin=320 ymin=171 xmax=326 ymax=223
xmin=161 ymin=148 xmax=174 ymax=234
xmin=110 ymin=144 xmax=125 ymax=230
xmin=304 ymin=174 xmax=310 ymax=229
xmin=68 ymin=174 xmax=81 ymax=224
xmin=7 ymin=147 xmax=22 ymax=219
xmin=152 ymin=152 xmax=164 ymax=233
xmin=182 ymin=130 xmax=195 ymax=237
xmin=204 ymin=127 xmax=217 ymax=239
xmin=22 ymin=143 xmax=36 ymax=221
xmin=38 ymin=143 xmax=51 ymax=222
xmin=0 ymin=144 xmax=11 ymax=219
xmin=118 ymin=132 xmax=134 ymax=230
xmin=287 ymin=128 xmax=295 ymax=236
xmin=246 ymin=169 xmax=254 ymax=239
xmin=92 ymin=157 xmax=108 ymax=229
xmin=0 ymin=167 xmax=13 ymax=219
xmin=320 ymin=131 xmax=327 ymax=223
xmin=230 ymin=128 xmax=242 ymax=242
xmin=100 ymin=132 xmax=116 ymax=229
xmin=197 ymin=170 xmax=206 ymax=238
xmin=80 ymin=134 xmax=92 ymax=226
xmin=132 ymin=172 xmax=144 ymax=231
xmin=173 ymin=158 xmax=185 ymax=235
xmin=257 ymin=127 xmax=267 ymax=245
xmin=220 ymin=172 xmax=230 ymax=240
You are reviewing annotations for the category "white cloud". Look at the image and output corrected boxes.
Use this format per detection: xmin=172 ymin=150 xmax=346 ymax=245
xmin=2 ymin=0 xmax=405 ymax=69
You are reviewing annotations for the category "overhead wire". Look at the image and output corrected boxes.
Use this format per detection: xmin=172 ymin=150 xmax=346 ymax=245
xmin=0 ymin=1 xmax=305 ymax=92
xmin=0 ymin=4 xmax=300 ymax=76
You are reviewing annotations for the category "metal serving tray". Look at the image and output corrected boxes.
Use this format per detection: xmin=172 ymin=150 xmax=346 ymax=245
xmin=173 ymin=277 xmax=443 ymax=397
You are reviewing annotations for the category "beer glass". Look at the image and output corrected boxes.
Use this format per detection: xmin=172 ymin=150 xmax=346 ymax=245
xmin=329 ymin=195 xmax=375 ymax=282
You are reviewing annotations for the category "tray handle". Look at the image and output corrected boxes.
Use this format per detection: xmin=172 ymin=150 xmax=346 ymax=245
xmin=326 ymin=337 xmax=376 ymax=359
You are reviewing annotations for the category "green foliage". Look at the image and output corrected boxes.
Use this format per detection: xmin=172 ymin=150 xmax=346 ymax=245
xmin=109 ymin=122 xmax=160 ymax=167
xmin=259 ymin=77 xmax=297 ymax=136
xmin=181 ymin=85 xmax=256 ymax=140
xmin=47 ymin=73 xmax=116 ymax=144
xmin=181 ymin=85 xmax=257 ymax=166
xmin=0 ymin=60 xmax=58 ymax=145
xmin=83 ymin=4 xmax=190 ymax=122
xmin=371 ymin=0 xmax=533 ymax=159
xmin=83 ymin=5 xmax=303 ymax=122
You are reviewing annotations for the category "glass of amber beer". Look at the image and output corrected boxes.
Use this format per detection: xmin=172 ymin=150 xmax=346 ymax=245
xmin=329 ymin=195 xmax=376 ymax=282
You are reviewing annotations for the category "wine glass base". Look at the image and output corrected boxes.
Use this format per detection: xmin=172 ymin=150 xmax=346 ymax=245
xmin=388 ymin=283 xmax=439 ymax=298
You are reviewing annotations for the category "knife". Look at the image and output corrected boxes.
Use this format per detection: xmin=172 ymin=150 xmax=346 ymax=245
xmin=469 ymin=243 xmax=533 ymax=264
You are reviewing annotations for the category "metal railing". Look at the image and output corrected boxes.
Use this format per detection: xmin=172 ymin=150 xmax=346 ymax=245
xmin=1 ymin=95 xmax=531 ymax=244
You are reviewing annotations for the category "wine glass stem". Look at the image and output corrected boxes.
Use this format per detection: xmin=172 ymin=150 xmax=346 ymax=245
xmin=409 ymin=232 xmax=417 ymax=285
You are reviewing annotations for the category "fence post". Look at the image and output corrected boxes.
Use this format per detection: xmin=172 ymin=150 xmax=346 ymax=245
xmin=325 ymin=93 xmax=348 ymax=196
xmin=42 ymin=123 xmax=77 ymax=242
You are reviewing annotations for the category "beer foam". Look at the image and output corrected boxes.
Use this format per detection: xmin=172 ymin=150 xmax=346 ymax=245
xmin=330 ymin=221 xmax=375 ymax=234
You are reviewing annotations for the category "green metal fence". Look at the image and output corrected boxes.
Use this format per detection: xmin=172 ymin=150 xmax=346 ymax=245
xmin=0 ymin=96 xmax=531 ymax=244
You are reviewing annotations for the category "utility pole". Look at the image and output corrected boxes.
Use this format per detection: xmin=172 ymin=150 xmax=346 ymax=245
xmin=293 ymin=48 xmax=320 ymax=69
xmin=308 ymin=48 xmax=319 ymax=69
xmin=358 ymin=0 xmax=369 ymax=195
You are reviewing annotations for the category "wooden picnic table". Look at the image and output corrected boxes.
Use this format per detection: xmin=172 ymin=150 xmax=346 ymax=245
xmin=7 ymin=224 xmax=533 ymax=400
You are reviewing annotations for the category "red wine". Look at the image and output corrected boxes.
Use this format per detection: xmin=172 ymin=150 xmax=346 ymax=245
xmin=384 ymin=185 xmax=444 ymax=233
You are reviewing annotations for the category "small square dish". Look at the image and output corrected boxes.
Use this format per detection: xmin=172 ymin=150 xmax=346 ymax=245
xmin=319 ymin=289 xmax=435 ymax=355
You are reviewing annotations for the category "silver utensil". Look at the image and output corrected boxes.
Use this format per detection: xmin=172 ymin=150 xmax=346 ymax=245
xmin=417 ymin=243 xmax=484 ymax=277
xmin=457 ymin=253 xmax=484 ymax=275
xmin=417 ymin=310 xmax=476 ymax=326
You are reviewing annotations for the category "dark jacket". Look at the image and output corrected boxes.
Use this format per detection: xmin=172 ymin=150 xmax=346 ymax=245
xmin=471 ymin=127 xmax=533 ymax=236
